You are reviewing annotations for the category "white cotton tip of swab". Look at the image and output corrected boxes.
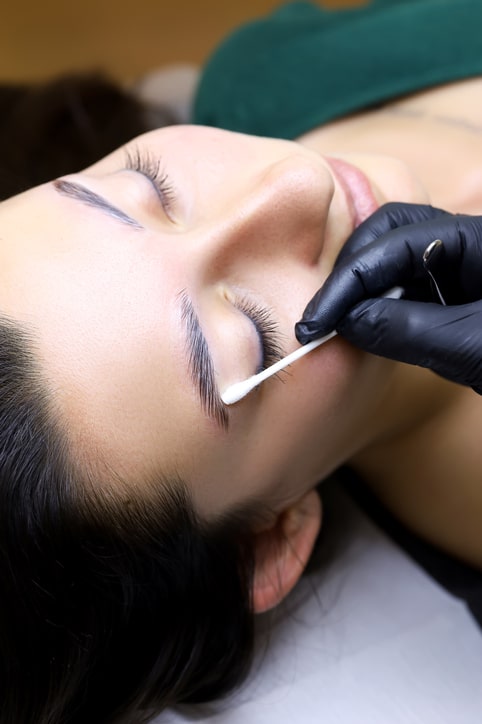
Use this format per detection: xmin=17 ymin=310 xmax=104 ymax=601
xmin=220 ymin=286 xmax=403 ymax=406
xmin=220 ymin=379 xmax=260 ymax=406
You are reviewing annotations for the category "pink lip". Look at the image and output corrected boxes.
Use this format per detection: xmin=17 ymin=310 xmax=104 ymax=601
xmin=325 ymin=157 xmax=379 ymax=229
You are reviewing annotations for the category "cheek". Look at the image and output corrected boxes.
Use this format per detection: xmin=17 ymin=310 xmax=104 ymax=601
xmin=178 ymin=339 xmax=393 ymax=518
xmin=260 ymin=337 xmax=392 ymax=486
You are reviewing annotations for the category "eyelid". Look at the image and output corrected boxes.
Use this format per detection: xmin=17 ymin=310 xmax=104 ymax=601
xmin=124 ymin=146 xmax=177 ymax=220
xmin=234 ymin=297 xmax=284 ymax=373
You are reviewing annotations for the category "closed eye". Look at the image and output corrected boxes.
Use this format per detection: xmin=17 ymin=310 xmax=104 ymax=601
xmin=124 ymin=146 xmax=177 ymax=218
xmin=235 ymin=298 xmax=284 ymax=373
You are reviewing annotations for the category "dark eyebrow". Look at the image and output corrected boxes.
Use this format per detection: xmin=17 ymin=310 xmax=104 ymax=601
xmin=179 ymin=292 xmax=229 ymax=431
xmin=53 ymin=178 xmax=143 ymax=230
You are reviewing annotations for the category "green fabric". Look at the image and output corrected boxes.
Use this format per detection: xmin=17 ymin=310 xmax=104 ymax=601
xmin=193 ymin=0 xmax=482 ymax=139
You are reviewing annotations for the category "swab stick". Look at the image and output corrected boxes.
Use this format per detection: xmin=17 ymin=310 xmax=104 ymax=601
xmin=221 ymin=331 xmax=337 ymax=405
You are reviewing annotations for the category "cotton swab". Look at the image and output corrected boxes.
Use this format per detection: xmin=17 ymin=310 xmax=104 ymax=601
xmin=220 ymin=286 xmax=404 ymax=405
xmin=221 ymin=330 xmax=338 ymax=405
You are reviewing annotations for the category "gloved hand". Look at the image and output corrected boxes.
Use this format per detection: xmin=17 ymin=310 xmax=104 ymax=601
xmin=295 ymin=202 xmax=482 ymax=393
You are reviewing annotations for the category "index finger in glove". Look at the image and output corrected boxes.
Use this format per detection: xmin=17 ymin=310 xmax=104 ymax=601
xmin=296 ymin=212 xmax=482 ymax=343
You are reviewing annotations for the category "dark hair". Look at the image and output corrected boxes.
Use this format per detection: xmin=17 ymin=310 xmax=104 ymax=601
xmin=0 ymin=72 xmax=176 ymax=200
xmin=0 ymin=315 xmax=257 ymax=723
xmin=0 ymin=72 xmax=257 ymax=723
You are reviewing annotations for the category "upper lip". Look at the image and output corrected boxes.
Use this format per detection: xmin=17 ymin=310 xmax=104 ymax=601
xmin=325 ymin=156 xmax=379 ymax=230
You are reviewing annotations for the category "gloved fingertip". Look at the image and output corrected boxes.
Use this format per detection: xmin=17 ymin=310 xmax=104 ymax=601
xmin=294 ymin=321 xmax=315 ymax=345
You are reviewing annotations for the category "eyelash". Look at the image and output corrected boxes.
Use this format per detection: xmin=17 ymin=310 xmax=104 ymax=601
xmin=236 ymin=298 xmax=284 ymax=373
xmin=124 ymin=146 xmax=176 ymax=215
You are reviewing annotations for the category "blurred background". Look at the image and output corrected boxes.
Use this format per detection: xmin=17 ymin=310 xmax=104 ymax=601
xmin=1 ymin=0 xmax=366 ymax=83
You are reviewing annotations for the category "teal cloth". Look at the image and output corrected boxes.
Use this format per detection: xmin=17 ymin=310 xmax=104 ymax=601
xmin=193 ymin=0 xmax=482 ymax=139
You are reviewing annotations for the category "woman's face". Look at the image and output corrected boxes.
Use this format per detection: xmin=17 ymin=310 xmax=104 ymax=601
xmin=0 ymin=126 xmax=426 ymax=517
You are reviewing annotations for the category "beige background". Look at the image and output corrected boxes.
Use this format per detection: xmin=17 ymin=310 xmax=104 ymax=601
xmin=0 ymin=0 xmax=365 ymax=83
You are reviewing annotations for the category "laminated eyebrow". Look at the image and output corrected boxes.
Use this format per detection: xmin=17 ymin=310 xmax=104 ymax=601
xmin=179 ymin=291 xmax=229 ymax=431
xmin=53 ymin=179 xmax=143 ymax=230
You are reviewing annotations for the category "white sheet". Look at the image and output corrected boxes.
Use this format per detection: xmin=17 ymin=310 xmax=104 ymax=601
xmin=156 ymin=488 xmax=482 ymax=724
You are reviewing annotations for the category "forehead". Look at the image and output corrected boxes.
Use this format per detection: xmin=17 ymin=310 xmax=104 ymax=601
xmin=0 ymin=182 xmax=185 ymax=474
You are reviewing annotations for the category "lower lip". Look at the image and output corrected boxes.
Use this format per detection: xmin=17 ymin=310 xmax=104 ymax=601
xmin=326 ymin=157 xmax=379 ymax=228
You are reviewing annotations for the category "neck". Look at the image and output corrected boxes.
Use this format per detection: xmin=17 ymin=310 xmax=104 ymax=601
xmin=347 ymin=367 xmax=482 ymax=569
xmin=300 ymin=77 xmax=482 ymax=214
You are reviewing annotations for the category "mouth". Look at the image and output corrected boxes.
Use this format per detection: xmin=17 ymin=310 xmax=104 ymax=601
xmin=325 ymin=157 xmax=379 ymax=229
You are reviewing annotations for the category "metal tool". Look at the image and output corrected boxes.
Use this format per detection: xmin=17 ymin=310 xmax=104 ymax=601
xmin=423 ymin=239 xmax=447 ymax=305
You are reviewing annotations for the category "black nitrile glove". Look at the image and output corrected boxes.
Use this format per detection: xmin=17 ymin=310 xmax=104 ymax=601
xmin=295 ymin=202 xmax=482 ymax=393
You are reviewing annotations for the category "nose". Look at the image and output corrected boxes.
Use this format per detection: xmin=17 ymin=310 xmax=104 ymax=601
xmin=191 ymin=153 xmax=334 ymax=277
